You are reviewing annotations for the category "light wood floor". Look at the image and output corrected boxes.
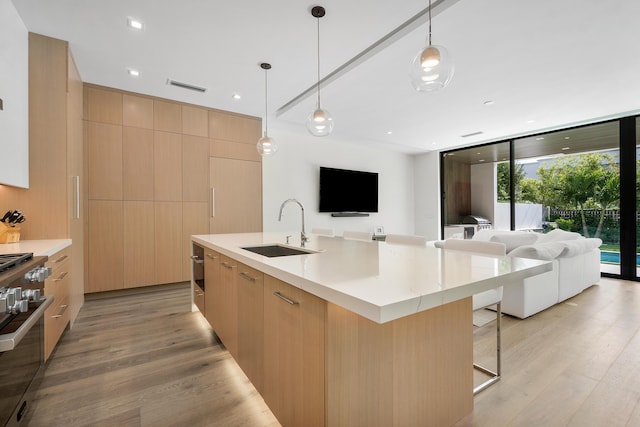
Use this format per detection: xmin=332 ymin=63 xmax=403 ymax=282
xmin=27 ymin=277 xmax=640 ymax=426
xmin=27 ymin=283 xmax=279 ymax=427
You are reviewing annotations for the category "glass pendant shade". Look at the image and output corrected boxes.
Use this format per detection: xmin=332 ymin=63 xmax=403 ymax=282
xmin=410 ymin=44 xmax=454 ymax=92
xmin=306 ymin=107 xmax=334 ymax=137
xmin=257 ymin=132 xmax=277 ymax=156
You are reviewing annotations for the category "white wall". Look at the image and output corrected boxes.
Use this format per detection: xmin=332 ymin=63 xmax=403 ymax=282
xmin=413 ymin=151 xmax=441 ymax=241
xmin=262 ymin=126 xmax=415 ymax=237
xmin=0 ymin=0 xmax=28 ymax=188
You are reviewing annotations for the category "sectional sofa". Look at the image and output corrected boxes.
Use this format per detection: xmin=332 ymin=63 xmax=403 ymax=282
xmin=470 ymin=228 xmax=602 ymax=318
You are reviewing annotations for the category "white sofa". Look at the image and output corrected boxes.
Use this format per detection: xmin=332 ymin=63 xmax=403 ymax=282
xmin=470 ymin=229 xmax=602 ymax=318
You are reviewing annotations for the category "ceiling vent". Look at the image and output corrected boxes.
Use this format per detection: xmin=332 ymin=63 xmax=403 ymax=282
xmin=461 ymin=131 xmax=484 ymax=138
xmin=166 ymin=79 xmax=207 ymax=93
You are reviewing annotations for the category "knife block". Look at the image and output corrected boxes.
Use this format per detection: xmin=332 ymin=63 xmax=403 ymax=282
xmin=0 ymin=222 xmax=20 ymax=243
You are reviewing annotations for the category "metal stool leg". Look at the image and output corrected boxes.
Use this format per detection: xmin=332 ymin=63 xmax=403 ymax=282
xmin=473 ymin=302 xmax=501 ymax=395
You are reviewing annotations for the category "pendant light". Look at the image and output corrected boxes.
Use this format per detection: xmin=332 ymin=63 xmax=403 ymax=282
xmin=410 ymin=0 xmax=454 ymax=92
xmin=306 ymin=6 xmax=334 ymax=137
xmin=256 ymin=62 xmax=278 ymax=156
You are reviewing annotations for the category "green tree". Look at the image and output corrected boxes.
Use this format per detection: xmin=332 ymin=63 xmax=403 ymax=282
xmin=496 ymin=162 xmax=525 ymax=202
xmin=535 ymin=153 xmax=619 ymax=238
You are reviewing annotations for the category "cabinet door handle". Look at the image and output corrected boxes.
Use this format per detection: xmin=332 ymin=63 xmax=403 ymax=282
xmin=53 ymin=272 xmax=68 ymax=282
xmin=206 ymin=253 xmax=218 ymax=259
xmin=221 ymin=261 xmax=234 ymax=269
xmin=52 ymin=304 xmax=68 ymax=318
xmin=239 ymin=272 xmax=256 ymax=282
xmin=273 ymin=291 xmax=298 ymax=305
xmin=192 ymin=259 xmax=204 ymax=264
xmin=54 ymin=255 xmax=68 ymax=264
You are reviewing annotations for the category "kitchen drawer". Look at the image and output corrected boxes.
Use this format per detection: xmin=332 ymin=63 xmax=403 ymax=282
xmin=43 ymin=246 xmax=72 ymax=361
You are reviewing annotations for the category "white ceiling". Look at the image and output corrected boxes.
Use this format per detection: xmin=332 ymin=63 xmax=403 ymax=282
xmin=12 ymin=0 xmax=640 ymax=154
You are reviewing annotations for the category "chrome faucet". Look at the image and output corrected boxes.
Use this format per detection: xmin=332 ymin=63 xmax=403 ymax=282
xmin=278 ymin=198 xmax=308 ymax=247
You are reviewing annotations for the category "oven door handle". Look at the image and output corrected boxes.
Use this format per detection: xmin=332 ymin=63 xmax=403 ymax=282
xmin=0 ymin=296 xmax=54 ymax=352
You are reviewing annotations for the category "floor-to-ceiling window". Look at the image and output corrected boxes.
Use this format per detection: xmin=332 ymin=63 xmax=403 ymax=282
xmin=440 ymin=115 xmax=639 ymax=281
xmin=514 ymin=122 xmax=620 ymax=275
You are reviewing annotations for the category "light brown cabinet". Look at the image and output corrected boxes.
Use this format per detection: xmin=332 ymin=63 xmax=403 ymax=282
xmin=263 ymin=275 xmax=326 ymax=427
xmin=210 ymin=157 xmax=262 ymax=233
xmin=85 ymin=84 xmax=262 ymax=293
xmin=216 ymin=255 xmax=239 ymax=358
xmin=236 ymin=262 xmax=264 ymax=393
xmin=87 ymin=200 xmax=123 ymax=293
xmin=1 ymin=32 xmax=85 ymax=330
xmin=44 ymin=246 xmax=72 ymax=361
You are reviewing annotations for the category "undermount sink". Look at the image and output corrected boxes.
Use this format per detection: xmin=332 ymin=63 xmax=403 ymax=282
xmin=241 ymin=244 xmax=319 ymax=257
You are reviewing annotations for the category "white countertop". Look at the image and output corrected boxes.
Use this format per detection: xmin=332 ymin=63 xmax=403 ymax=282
xmin=0 ymin=239 xmax=71 ymax=257
xmin=193 ymin=232 xmax=552 ymax=323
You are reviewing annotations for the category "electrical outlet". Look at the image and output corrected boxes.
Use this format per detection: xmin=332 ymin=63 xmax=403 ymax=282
xmin=375 ymin=226 xmax=384 ymax=235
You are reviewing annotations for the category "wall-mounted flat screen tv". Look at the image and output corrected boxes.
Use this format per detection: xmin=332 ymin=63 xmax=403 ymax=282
xmin=319 ymin=166 xmax=378 ymax=213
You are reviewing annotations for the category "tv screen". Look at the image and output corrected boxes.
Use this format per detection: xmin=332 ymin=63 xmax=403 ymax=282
xmin=319 ymin=167 xmax=378 ymax=213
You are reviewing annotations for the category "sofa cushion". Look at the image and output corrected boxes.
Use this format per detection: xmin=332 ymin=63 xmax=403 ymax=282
xmin=558 ymin=238 xmax=602 ymax=257
xmin=536 ymin=228 xmax=582 ymax=243
xmin=508 ymin=241 xmax=566 ymax=260
xmin=472 ymin=230 xmax=539 ymax=252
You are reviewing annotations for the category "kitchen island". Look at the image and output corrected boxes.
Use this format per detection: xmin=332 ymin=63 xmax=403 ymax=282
xmin=192 ymin=232 xmax=552 ymax=427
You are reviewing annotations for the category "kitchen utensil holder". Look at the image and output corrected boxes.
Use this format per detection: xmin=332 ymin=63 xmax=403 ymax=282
xmin=0 ymin=222 xmax=20 ymax=243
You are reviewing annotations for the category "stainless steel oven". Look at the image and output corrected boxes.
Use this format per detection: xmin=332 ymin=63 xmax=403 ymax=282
xmin=0 ymin=253 xmax=52 ymax=427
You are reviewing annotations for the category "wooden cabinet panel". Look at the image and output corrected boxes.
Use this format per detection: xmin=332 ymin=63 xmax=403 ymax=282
xmin=203 ymin=249 xmax=220 ymax=329
xmin=210 ymin=157 xmax=262 ymax=233
xmin=154 ymin=100 xmax=182 ymax=133
xmin=124 ymin=201 xmax=155 ymax=288
xmin=154 ymin=131 xmax=182 ymax=201
xmin=67 ymin=50 xmax=85 ymax=327
xmin=84 ymin=86 xmax=122 ymax=125
xmin=123 ymin=94 xmax=153 ymax=129
xmin=87 ymin=121 xmax=123 ymax=200
xmin=209 ymin=111 xmax=261 ymax=143
xmin=217 ymin=255 xmax=238 ymax=358
xmin=182 ymin=202 xmax=209 ymax=281
xmin=123 ymin=126 xmax=154 ymax=201
xmin=154 ymin=202 xmax=182 ymax=284
xmin=182 ymin=135 xmax=209 ymax=202
xmin=263 ymin=275 xmax=326 ymax=427
xmin=210 ymin=139 xmax=261 ymax=162
xmin=88 ymin=200 xmax=123 ymax=293
xmin=182 ymin=105 xmax=208 ymax=137
xmin=236 ymin=263 xmax=264 ymax=393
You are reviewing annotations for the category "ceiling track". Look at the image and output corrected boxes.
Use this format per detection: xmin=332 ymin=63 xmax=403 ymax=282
xmin=276 ymin=0 xmax=461 ymax=117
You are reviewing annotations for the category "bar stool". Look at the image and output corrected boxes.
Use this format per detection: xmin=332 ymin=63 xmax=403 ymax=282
xmin=443 ymin=238 xmax=506 ymax=394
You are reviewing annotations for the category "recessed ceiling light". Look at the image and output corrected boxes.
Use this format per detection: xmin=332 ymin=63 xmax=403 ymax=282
xmin=127 ymin=18 xmax=144 ymax=30
xmin=483 ymin=100 xmax=494 ymax=106
xmin=232 ymin=93 xmax=241 ymax=100
xmin=535 ymin=137 xmax=544 ymax=141
xmin=527 ymin=120 xmax=535 ymax=124
xmin=431 ymin=142 xmax=437 ymax=145
xmin=127 ymin=68 xmax=140 ymax=77
xmin=562 ymin=147 xmax=571 ymax=150
xmin=564 ymin=136 xmax=571 ymax=140
xmin=479 ymin=159 xmax=485 ymax=162
xmin=386 ymin=131 xmax=393 ymax=135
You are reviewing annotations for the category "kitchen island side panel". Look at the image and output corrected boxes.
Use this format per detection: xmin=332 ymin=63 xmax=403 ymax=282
xmin=327 ymin=297 xmax=473 ymax=427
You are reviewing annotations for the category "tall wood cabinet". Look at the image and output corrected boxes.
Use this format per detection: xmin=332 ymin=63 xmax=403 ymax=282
xmin=0 ymin=33 xmax=85 ymax=356
xmin=84 ymin=85 xmax=262 ymax=293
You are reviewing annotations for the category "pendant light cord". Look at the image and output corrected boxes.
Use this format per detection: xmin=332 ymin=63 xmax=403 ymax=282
xmin=264 ymin=69 xmax=269 ymax=134
xmin=316 ymin=15 xmax=321 ymax=108
xmin=428 ymin=0 xmax=432 ymax=45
